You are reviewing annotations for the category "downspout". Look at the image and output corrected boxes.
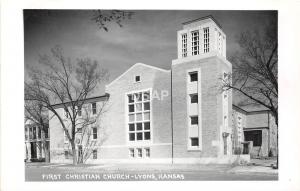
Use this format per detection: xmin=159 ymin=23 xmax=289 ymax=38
xmin=171 ymin=70 xmax=174 ymax=164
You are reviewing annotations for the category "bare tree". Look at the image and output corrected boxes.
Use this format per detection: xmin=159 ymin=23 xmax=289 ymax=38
xmin=63 ymin=100 xmax=109 ymax=164
xmin=25 ymin=45 xmax=108 ymax=165
xmin=91 ymin=10 xmax=134 ymax=31
xmin=25 ymin=100 xmax=50 ymax=162
xmin=222 ymin=20 xmax=278 ymax=166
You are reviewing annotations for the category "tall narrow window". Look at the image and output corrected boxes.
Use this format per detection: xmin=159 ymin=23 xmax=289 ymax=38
xmin=191 ymin=31 xmax=199 ymax=55
xmin=38 ymin=128 xmax=41 ymax=139
xmin=92 ymin=128 xmax=97 ymax=140
xmin=25 ymin=127 xmax=28 ymax=141
xmin=182 ymin=33 xmax=187 ymax=57
xmin=137 ymin=148 xmax=142 ymax=158
xmin=145 ymin=148 xmax=150 ymax=158
xmin=218 ymin=32 xmax=222 ymax=54
xmin=33 ymin=127 xmax=37 ymax=140
xmin=129 ymin=148 xmax=135 ymax=158
xmin=77 ymin=106 xmax=82 ymax=117
xmin=127 ymin=91 xmax=151 ymax=142
xmin=93 ymin=149 xmax=97 ymax=159
xmin=204 ymin=27 xmax=210 ymax=53
xmin=92 ymin=103 xmax=97 ymax=115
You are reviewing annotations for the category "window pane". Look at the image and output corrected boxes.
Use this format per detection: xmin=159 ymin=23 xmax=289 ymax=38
xmin=190 ymin=94 xmax=198 ymax=103
xmin=128 ymin=95 xmax=134 ymax=103
xmin=129 ymin=124 xmax=135 ymax=131
xmin=129 ymin=114 xmax=135 ymax=122
xmin=129 ymin=133 xmax=135 ymax=141
xmin=129 ymin=149 xmax=135 ymax=157
xmin=136 ymin=93 xmax=142 ymax=101
xmin=33 ymin=127 xmax=36 ymax=139
xmin=129 ymin=104 xmax=134 ymax=112
xmin=38 ymin=128 xmax=41 ymax=139
xmin=136 ymin=103 xmax=142 ymax=112
xmin=136 ymin=113 xmax=142 ymax=121
xmin=137 ymin=148 xmax=142 ymax=157
xmin=135 ymin=76 xmax=140 ymax=82
xmin=191 ymin=138 xmax=199 ymax=146
xmin=190 ymin=72 xmax=198 ymax=82
xmin=191 ymin=116 xmax=198 ymax=125
xmin=145 ymin=148 xmax=150 ymax=157
xmin=144 ymin=112 xmax=150 ymax=120
xmin=144 ymin=132 xmax=150 ymax=140
xmin=143 ymin=91 xmax=150 ymax=101
xmin=137 ymin=133 xmax=143 ymax=140
xmin=144 ymin=122 xmax=150 ymax=130
xmin=144 ymin=102 xmax=150 ymax=110
xmin=136 ymin=123 xmax=142 ymax=131
xmin=93 ymin=150 xmax=97 ymax=159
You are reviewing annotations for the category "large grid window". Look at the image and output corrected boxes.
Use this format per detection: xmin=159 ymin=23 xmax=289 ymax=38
xmin=204 ymin=27 xmax=210 ymax=53
xmin=128 ymin=91 xmax=151 ymax=142
xmin=182 ymin=33 xmax=187 ymax=57
xmin=191 ymin=31 xmax=199 ymax=56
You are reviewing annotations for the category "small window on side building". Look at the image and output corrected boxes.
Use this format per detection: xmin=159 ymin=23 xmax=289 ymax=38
xmin=189 ymin=72 xmax=198 ymax=82
xmin=135 ymin=76 xmax=140 ymax=82
xmin=93 ymin=149 xmax=97 ymax=159
xmin=190 ymin=116 xmax=198 ymax=125
xmin=191 ymin=137 xmax=199 ymax=147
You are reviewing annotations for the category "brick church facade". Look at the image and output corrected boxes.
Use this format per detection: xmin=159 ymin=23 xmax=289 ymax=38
xmin=47 ymin=16 xmax=277 ymax=164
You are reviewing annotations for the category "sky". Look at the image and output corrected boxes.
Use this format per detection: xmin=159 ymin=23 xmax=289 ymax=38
xmin=24 ymin=10 xmax=277 ymax=106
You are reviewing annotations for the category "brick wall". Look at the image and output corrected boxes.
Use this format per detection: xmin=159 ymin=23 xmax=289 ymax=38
xmin=172 ymin=55 xmax=231 ymax=158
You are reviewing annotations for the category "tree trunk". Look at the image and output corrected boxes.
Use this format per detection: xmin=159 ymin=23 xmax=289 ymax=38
xmin=71 ymin=142 xmax=77 ymax=165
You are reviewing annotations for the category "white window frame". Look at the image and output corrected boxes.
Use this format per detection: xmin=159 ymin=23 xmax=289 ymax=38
xmin=129 ymin=148 xmax=135 ymax=158
xmin=125 ymin=88 xmax=153 ymax=146
xmin=203 ymin=27 xmax=210 ymax=53
xmin=144 ymin=148 xmax=150 ymax=158
xmin=186 ymin=68 xmax=202 ymax=151
xmin=191 ymin=30 xmax=199 ymax=56
xmin=182 ymin=33 xmax=187 ymax=57
xmin=137 ymin=148 xmax=142 ymax=158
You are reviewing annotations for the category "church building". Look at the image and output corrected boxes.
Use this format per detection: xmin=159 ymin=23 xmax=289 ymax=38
xmin=48 ymin=15 xmax=277 ymax=164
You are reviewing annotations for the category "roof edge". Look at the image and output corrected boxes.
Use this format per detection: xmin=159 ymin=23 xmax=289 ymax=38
xmin=182 ymin=15 xmax=222 ymax=29
xmin=51 ymin=94 xmax=109 ymax=108
xmin=106 ymin=63 xmax=170 ymax=88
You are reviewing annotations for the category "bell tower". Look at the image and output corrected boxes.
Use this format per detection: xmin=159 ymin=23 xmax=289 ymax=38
xmin=171 ymin=15 xmax=233 ymax=161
